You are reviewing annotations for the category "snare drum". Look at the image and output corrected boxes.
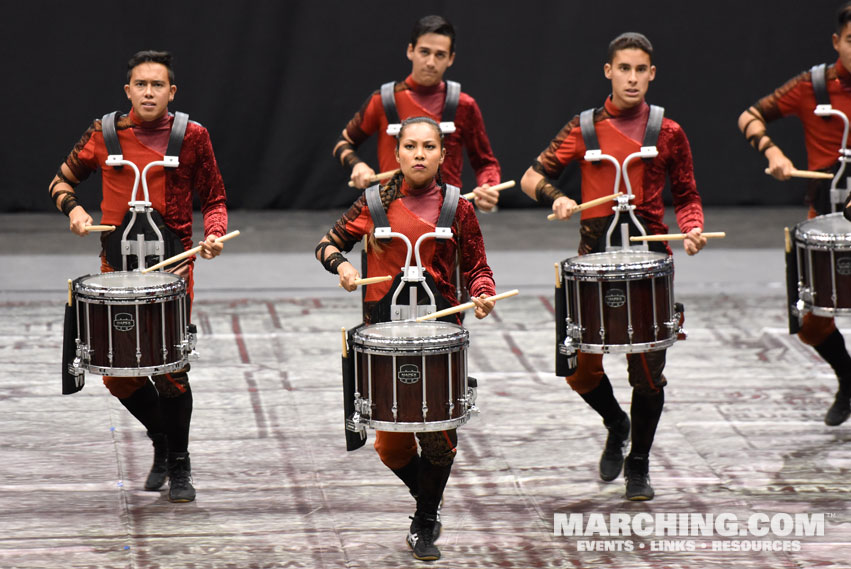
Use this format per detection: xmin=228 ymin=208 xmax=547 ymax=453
xmin=350 ymin=321 xmax=474 ymax=432
xmin=794 ymin=212 xmax=851 ymax=316
xmin=561 ymin=250 xmax=676 ymax=353
xmin=72 ymin=272 xmax=193 ymax=376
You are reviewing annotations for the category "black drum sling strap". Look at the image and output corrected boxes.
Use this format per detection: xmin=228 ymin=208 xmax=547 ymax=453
xmin=811 ymin=63 xmax=830 ymax=109
xmin=579 ymin=104 xmax=665 ymax=159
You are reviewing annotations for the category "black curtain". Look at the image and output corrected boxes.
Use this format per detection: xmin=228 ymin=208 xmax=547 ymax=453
xmin=3 ymin=0 xmax=839 ymax=212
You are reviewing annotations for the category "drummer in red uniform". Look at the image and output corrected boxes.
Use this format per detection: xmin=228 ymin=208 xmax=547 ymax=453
xmin=520 ymin=32 xmax=707 ymax=500
xmin=48 ymin=50 xmax=228 ymax=502
xmin=317 ymin=116 xmax=495 ymax=561
xmin=737 ymin=1 xmax=851 ymax=427
xmin=333 ymin=14 xmax=502 ymax=212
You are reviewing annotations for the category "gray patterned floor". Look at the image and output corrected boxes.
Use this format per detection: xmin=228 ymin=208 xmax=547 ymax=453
xmin=0 ymin=209 xmax=848 ymax=568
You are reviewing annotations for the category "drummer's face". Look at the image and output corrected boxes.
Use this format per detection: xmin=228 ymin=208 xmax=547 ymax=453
xmin=834 ymin=22 xmax=851 ymax=73
xmin=604 ymin=48 xmax=655 ymax=111
xmin=124 ymin=62 xmax=175 ymax=122
xmin=395 ymin=122 xmax=445 ymax=188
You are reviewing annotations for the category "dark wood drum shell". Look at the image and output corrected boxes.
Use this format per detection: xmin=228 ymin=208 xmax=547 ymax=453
xmin=352 ymin=322 xmax=471 ymax=432
xmin=562 ymin=251 xmax=676 ymax=354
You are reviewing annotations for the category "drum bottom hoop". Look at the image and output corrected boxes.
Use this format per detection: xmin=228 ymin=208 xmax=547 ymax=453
xmin=358 ymin=412 xmax=472 ymax=432
xmin=79 ymin=359 xmax=189 ymax=377
xmin=804 ymin=304 xmax=851 ymax=317
xmin=576 ymin=337 xmax=676 ymax=354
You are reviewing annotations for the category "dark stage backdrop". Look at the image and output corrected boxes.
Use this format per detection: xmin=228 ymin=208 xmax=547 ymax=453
xmin=1 ymin=0 xmax=841 ymax=212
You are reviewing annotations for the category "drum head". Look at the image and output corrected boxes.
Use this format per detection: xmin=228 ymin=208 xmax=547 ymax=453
xmin=74 ymin=271 xmax=185 ymax=298
xmin=795 ymin=213 xmax=851 ymax=248
xmin=563 ymin=250 xmax=672 ymax=279
xmin=354 ymin=321 xmax=468 ymax=350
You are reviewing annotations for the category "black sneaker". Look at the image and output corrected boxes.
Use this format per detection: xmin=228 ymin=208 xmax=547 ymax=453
xmin=407 ymin=514 xmax=441 ymax=561
xmin=824 ymin=390 xmax=851 ymax=426
xmin=144 ymin=432 xmax=168 ymax=491
xmin=167 ymin=452 xmax=196 ymax=503
xmin=624 ymin=454 xmax=654 ymax=501
xmin=600 ymin=414 xmax=630 ymax=481
xmin=409 ymin=492 xmax=442 ymax=542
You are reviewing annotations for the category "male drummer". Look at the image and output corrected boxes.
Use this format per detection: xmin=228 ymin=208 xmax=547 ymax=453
xmin=737 ymin=1 xmax=851 ymax=427
xmin=520 ymin=32 xmax=707 ymax=500
xmin=333 ymin=14 xmax=502 ymax=212
xmin=48 ymin=50 xmax=228 ymax=502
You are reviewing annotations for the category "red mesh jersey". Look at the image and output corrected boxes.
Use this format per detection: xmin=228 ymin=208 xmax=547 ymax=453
xmin=537 ymin=97 xmax=704 ymax=252
xmin=64 ymin=110 xmax=228 ymax=251
xmin=754 ymin=58 xmax=851 ymax=171
xmin=330 ymin=188 xmax=495 ymax=313
xmin=343 ymin=75 xmax=501 ymax=188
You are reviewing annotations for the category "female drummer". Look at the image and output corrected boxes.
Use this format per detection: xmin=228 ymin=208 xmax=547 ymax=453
xmin=316 ymin=116 xmax=495 ymax=562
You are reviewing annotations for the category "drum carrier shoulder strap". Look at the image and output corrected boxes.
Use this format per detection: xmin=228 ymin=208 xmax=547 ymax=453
xmin=365 ymin=184 xmax=391 ymax=242
xmin=811 ymin=63 xmax=831 ymax=108
xmin=380 ymin=82 xmax=402 ymax=136
xmin=101 ymin=111 xmax=123 ymax=168
xmin=579 ymin=108 xmax=600 ymax=162
xmin=101 ymin=111 xmax=190 ymax=169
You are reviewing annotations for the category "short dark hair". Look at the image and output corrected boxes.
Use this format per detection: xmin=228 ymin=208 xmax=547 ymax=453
xmin=607 ymin=32 xmax=653 ymax=64
xmin=126 ymin=50 xmax=175 ymax=84
xmin=411 ymin=15 xmax=456 ymax=54
xmin=396 ymin=116 xmax=444 ymax=149
xmin=838 ymin=1 xmax=851 ymax=34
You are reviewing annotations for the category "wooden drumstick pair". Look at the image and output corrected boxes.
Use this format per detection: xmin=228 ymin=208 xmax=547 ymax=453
xmin=141 ymin=230 xmax=241 ymax=274
xmin=415 ymin=289 xmax=520 ymax=322
xmin=547 ymin=193 xmax=624 ymax=221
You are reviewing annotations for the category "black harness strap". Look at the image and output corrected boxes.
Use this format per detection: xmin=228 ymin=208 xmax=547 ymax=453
xmin=380 ymin=82 xmax=401 ymax=126
xmin=365 ymin=185 xmax=391 ymax=241
xmin=811 ymin=63 xmax=830 ymax=107
xmin=164 ymin=111 xmax=189 ymax=167
xmin=436 ymin=184 xmax=460 ymax=229
xmin=442 ymin=80 xmax=461 ymax=123
xmin=101 ymin=111 xmax=123 ymax=167
xmin=642 ymin=105 xmax=665 ymax=148
xmin=579 ymin=108 xmax=599 ymax=153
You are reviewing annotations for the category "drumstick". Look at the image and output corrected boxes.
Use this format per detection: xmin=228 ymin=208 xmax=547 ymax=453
xmin=338 ymin=275 xmax=393 ymax=288
xmin=85 ymin=225 xmax=116 ymax=232
xmin=554 ymin=262 xmax=562 ymax=288
xmin=341 ymin=327 xmax=348 ymax=359
xmin=141 ymin=230 xmax=241 ymax=274
xmin=784 ymin=226 xmax=792 ymax=254
xmin=547 ymin=193 xmax=624 ymax=220
xmin=347 ymin=169 xmax=400 ymax=187
xmin=415 ymin=289 xmax=520 ymax=322
xmin=629 ymin=232 xmax=726 ymax=242
xmin=764 ymin=167 xmax=833 ymax=180
xmin=67 ymin=279 xmax=73 ymax=307
xmin=461 ymin=180 xmax=516 ymax=200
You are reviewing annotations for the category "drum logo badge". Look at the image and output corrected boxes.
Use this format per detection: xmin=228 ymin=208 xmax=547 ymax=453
xmin=838 ymin=257 xmax=851 ymax=276
xmin=398 ymin=364 xmax=421 ymax=384
xmin=113 ymin=313 xmax=135 ymax=332
xmin=604 ymin=288 xmax=627 ymax=309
